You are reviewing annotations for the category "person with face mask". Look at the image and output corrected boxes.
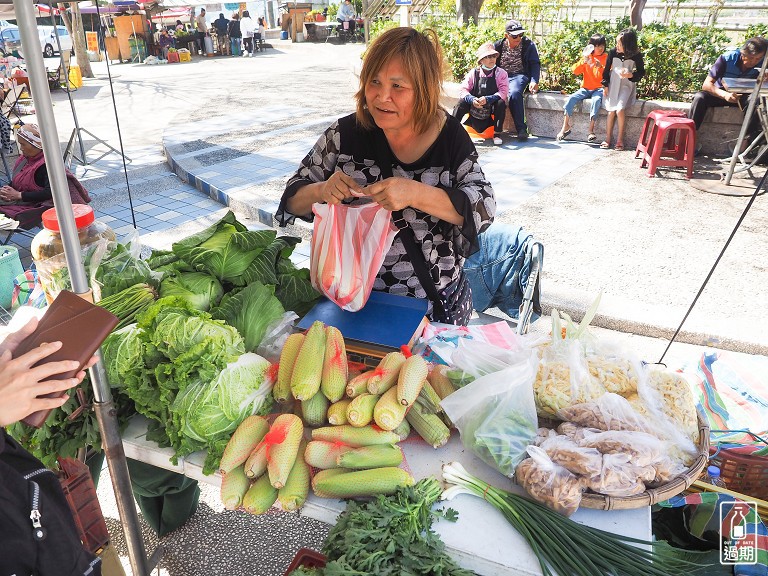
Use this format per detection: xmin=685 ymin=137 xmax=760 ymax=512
xmin=453 ymin=42 xmax=509 ymax=145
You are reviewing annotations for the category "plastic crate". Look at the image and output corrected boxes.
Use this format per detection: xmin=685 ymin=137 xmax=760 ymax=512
xmin=709 ymin=446 xmax=768 ymax=501
xmin=282 ymin=548 xmax=326 ymax=575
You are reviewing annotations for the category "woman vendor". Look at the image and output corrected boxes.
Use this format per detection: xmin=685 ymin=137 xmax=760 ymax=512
xmin=277 ymin=27 xmax=496 ymax=325
xmin=0 ymin=124 xmax=91 ymax=219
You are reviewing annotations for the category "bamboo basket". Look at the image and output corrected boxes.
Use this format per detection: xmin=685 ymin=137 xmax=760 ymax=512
xmin=579 ymin=414 xmax=710 ymax=510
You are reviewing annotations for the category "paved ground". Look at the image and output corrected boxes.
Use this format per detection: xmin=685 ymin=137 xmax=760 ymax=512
xmin=6 ymin=40 xmax=768 ymax=574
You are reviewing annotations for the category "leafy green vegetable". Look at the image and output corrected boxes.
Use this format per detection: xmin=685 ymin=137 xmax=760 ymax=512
xmin=211 ymin=281 xmax=284 ymax=352
xmin=275 ymin=262 xmax=319 ymax=317
xmin=159 ymin=271 xmax=224 ymax=311
xmin=320 ymin=478 xmax=473 ymax=576
xmin=95 ymin=242 xmax=162 ymax=298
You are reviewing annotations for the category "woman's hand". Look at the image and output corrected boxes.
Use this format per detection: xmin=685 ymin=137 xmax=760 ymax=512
xmin=318 ymin=171 xmax=363 ymax=205
xmin=364 ymin=176 xmax=413 ymax=212
xmin=0 ymin=185 xmax=21 ymax=202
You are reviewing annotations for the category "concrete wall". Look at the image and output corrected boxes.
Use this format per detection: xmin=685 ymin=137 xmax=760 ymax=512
xmin=441 ymin=83 xmax=745 ymax=156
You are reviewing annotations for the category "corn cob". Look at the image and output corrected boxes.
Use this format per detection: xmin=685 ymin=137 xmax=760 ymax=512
xmin=418 ymin=381 xmax=443 ymax=413
xmin=396 ymin=355 xmax=428 ymax=407
xmin=366 ymin=352 xmax=406 ymax=395
xmin=327 ymin=399 xmax=352 ymax=425
xmin=373 ymin=386 xmax=408 ymax=431
xmin=266 ymin=414 xmax=304 ymax=489
xmin=274 ymin=333 xmax=305 ymax=403
xmin=346 ymin=370 xmax=375 ymax=398
xmin=428 ymin=364 xmax=457 ymax=400
xmin=301 ymin=392 xmax=329 ymax=427
xmin=392 ymin=419 xmax=411 ymax=441
xmin=336 ymin=444 xmax=404 ymax=469
xmin=312 ymin=467 xmax=414 ymax=499
xmin=220 ymin=465 xmax=250 ymax=510
xmin=278 ymin=440 xmax=310 ymax=511
xmin=321 ymin=326 xmax=347 ymax=402
xmin=219 ymin=415 xmax=270 ymax=474
xmin=406 ymin=401 xmax=451 ymax=448
xmin=311 ymin=425 xmax=401 ymax=447
xmin=346 ymin=393 xmax=380 ymax=427
xmin=304 ymin=440 xmax=351 ymax=469
xmin=244 ymin=443 xmax=268 ymax=479
xmin=291 ymin=321 xmax=327 ymax=400
xmin=243 ymin=473 xmax=279 ymax=515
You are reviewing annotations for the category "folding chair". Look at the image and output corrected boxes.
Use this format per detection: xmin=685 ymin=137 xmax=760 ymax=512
xmin=1 ymin=80 xmax=31 ymax=125
xmin=0 ymin=205 xmax=47 ymax=246
xmin=47 ymin=65 xmax=63 ymax=91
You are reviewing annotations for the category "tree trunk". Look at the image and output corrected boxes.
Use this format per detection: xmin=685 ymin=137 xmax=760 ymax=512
xmin=629 ymin=0 xmax=645 ymax=30
xmin=59 ymin=2 xmax=93 ymax=78
xmin=456 ymin=0 xmax=483 ymax=25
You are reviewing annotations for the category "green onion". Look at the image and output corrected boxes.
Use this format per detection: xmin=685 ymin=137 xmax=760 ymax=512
xmin=441 ymin=462 xmax=710 ymax=576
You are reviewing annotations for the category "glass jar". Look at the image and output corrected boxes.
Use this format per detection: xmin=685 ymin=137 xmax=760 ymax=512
xmin=31 ymin=205 xmax=116 ymax=303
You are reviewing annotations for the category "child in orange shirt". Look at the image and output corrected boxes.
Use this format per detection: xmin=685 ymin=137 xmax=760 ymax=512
xmin=557 ymin=34 xmax=608 ymax=143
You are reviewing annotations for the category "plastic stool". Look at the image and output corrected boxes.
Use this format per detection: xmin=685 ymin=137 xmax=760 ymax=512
xmin=641 ymin=116 xmax=696 ymax=179
xmin=635 ymin=109 xmax=686 ymax=160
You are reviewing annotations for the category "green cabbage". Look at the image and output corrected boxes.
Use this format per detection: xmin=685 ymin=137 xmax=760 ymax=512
xmin=101 ymin=324 xmax=144 ymax=389
xmin=211 ymin=282 xmax=285 ymax=352
xmin=159 ymin=271 xmax=224 ymax=311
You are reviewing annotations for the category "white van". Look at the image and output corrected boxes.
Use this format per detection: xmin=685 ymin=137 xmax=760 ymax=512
xmin=38 ymin=25 xmax=72 ymax=58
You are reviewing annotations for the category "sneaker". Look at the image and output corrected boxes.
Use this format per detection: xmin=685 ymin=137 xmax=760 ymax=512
xmin=242 ymin=52 xmax=248 ymax=57
xmin=517 ymin=131 xmax=529 ymax=141
xmin=493 ymin=136 xmax=502 ymax=146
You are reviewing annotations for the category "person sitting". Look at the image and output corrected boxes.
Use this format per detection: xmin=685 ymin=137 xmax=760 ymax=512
xmin=687 ymin=36 xmax=768 ymax=148
xmin=493 ymin=20 xmax=540 ymax=141
xmin=0 ymin=124 xmax=91 ymax=220
xmin=337 ymin=0 xmax=356 ymax=38
xmin=453 ymin=42 xmax=509 ymax=146
xmin=557 ymin=34 xmax=607 ymax=143
xmin=158 ymin=28 xmax=173 ymax=59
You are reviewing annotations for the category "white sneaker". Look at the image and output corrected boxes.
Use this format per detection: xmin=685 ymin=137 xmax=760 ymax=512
xmin=242 ymin=52 xmax=248 ymax=57
xmin=493 ymin=136 xmax=503 ymax=145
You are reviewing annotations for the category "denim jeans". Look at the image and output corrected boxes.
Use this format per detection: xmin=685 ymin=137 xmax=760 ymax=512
xmin=463 ymin=223 xmax=541 ymax=320
xmin=508 ymin=74 xmax=530 ymax=134
xmin=563 ymin=87 xmax=604 ymax=120
xmin=230 ymin=37 xmax=241 ymax=55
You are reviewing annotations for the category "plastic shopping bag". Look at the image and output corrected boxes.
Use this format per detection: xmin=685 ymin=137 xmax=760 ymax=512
xmin=310 ymin=201 xmax=397 ymax=312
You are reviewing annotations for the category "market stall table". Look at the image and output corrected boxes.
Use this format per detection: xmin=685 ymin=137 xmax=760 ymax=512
xmin=122 ymin=415 xmax=652 ymax=576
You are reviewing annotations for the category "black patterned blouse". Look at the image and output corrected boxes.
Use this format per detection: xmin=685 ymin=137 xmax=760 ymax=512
xmin=277 ymin=112 xmax=496 ymax=319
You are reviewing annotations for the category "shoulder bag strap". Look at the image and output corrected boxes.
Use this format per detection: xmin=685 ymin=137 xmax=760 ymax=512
xmin=370 ymin=129 xmax=443 ymax=307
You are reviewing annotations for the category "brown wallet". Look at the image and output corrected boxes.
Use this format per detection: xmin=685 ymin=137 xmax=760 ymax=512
xmin=13 ymin=290 xmax=119 ymax=428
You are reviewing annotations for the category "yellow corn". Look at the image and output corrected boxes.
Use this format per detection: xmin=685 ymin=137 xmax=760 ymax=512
xmin=301 ymin=392 xmax=329 ymax=427
xmin=373 ymin=386 xmax=408 ymax=431
xmin=418 ymin=381 xmax=443 ymax=413
xmin=336 ymin=444 xmax=403 ymax=469
xmin=291 ymin=321 xmax=327 ymax=400
xmin=266 ymin=414 xmax=304 ymax=489
xmin=220 ymin=465 xmax=250 ymax=510
xmin=244 ymin=443 xmax=268 ymax=479
xmin=278 ymin=440 xmax=310 ymax=511
xmin=321 ymin=326 xmax=348 ymax=402
xmin=304 ymin=440 xmax=351 ymax=469
xmin=406 ymin=401 xmax=450 ymax=448
xmin=243 ymin=473 xmax=278 ymax=515
xmin=392 ymin=419 xmax=411 ymax=441
xmin=346 ymin=369 xmax=375 ymax=398
xmin=327 ymin=399 xmax=352 ymax=425
xmin=219 ymin=415 xmax=270 ymax=474
xmin=312 ymin=467 xmax=414 ymax=499
xmin=366 ymin=352 xmax=406 ymax=395
xmin=396 ymin=355 xmax=428 ymax=407
xmin=274 ymin=333 xmax=304 ymax=403
xmin=346 ymin=393 xmax=380 ymax=427
xmin=428 ymin=364 xmax=457 ymax=400
xmin=311 ymin=424 xmax=400 ymax=447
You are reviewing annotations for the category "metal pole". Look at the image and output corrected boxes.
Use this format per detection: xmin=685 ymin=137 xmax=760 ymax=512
xmin=13 ymin=2 xmax=149 ymax=575
xmin=724 ymin=53 xmax=768 ymax=185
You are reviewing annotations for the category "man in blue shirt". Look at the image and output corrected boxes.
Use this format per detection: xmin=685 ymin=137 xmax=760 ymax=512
xmin=688 ymin=37 xmax=767 ymax=142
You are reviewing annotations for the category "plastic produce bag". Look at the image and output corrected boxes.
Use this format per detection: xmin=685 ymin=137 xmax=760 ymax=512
xmin=450 ymin=338 xmax=533 ymax=379
xmin=255 ymin=311 xmax=299 ymax=363
xmin=539 ymin=434 xmax=603 ymax=477
xmin=310 ymin=201 xmax=397 ymax=312
xmin=441 ymin=349 xmax=539 ymax=477
xmin=583 ymin=453 xmax=647 ymax=497
xmin=516 ymin=445 xmax=584 ymax=516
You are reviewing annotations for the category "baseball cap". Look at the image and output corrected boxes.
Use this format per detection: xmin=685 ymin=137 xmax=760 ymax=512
xmin=505 ymin=20 xmax=526 ymax=36
xmin=476 ymin=42 xmax=499 ymax=62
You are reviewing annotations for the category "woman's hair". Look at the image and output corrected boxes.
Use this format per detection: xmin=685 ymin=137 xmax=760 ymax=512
xmin=617 ymin=28 xmax=639 ymax=57
xmin=242 ymin=10 xmax=250 ymax=18
xmin=232 ymin=13 xmax=239 ymax=19
xmin=355 ymin=27 xmax=443 ymax=135
xmin=742 ymin=37 xmax=768 ymax=57
xmin=589 ymin=34 xmax=606 ymax=48
xmin=259 ymin=17 xmax=265 ymax=25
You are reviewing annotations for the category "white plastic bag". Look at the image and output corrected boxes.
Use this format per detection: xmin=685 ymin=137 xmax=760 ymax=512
xmin=310 ymin=201 xmax=397 ymax=311
xmin=441 ymin=350 xmax=539 ymax=477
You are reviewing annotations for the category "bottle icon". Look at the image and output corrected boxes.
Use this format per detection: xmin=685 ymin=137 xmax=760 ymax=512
xmin=731 ymin=506 xmax=747 ymax=540
xmin=704 ymin=465 xmax=727 ymax=489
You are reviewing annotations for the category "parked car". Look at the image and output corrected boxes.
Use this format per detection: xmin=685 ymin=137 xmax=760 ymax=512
xmin=0 ymin=24 xmax=73 ymax=59
xmin=0 ymin=26 xmax=21 ymax=58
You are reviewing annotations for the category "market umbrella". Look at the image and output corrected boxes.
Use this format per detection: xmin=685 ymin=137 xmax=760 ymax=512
xmin=8 ymin=0 xmax=150 ymax=574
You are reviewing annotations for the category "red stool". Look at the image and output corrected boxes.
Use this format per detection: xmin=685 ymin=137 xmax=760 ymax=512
xmin=641 ymin=116 xmax=696 ymax=179
xmin=634 ymin=109 xmax=687 ymax=160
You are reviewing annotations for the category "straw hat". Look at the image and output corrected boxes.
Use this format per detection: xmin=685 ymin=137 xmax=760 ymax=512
xmin=476 ymin=42 xmax=499 ymax=62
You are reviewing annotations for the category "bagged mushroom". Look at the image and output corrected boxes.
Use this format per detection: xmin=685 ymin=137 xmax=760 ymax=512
xmin=515 ymin=445 xmax=584 ymax=516
xmin=539 ymin=434 xmax=603 ymax=477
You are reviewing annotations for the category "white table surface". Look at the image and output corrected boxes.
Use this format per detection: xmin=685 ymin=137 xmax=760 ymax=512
xmin=122 ymin=415 xmax=652 ymax=576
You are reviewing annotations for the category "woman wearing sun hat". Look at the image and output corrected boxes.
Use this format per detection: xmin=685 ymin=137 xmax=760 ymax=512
xmin=453 ymin=42 xmax=509 ymax=145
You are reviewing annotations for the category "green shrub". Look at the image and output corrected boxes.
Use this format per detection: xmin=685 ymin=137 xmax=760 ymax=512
xmin=745 ymin=24 xmax=768 ymax=40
